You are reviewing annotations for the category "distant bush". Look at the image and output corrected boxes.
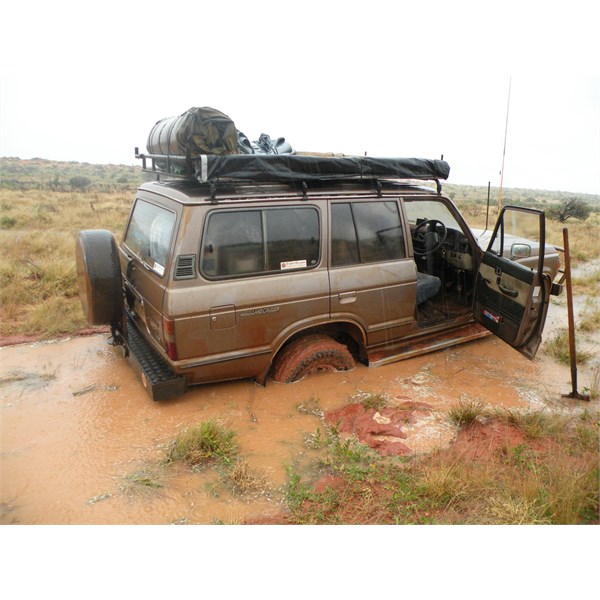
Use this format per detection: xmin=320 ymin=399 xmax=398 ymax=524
xmin=550 ymin=198 xmax=592 ymax=222
xmin=0 ymin=216 xmax=17 ymax=229
xmin=69 ymin=176 xmax=92 ymax=191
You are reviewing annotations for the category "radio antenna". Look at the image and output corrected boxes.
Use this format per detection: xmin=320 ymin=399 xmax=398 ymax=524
xmin=485 ymin=181 xmax=491 ymax=232
xmin=498 ymin=76 xmax=512 ymax=211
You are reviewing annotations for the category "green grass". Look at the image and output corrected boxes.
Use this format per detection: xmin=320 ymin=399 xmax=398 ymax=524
xmin=572 ymin=269 xmax=600 ymax=296
xmin=0 ymin=189 xmax=132 ymax=337
xmin=284 ymin=408 xmax=599 ymax=524
xmin=359 ymin=392 xmax=389 ymax=411
xmin=121 ymin=466 xmax=166 ymax=496
xmin=166 ymin=421 xmax=238 ymax=468
xmin=447 ymin=398 xmax=486 ymax=427
xmin=543 ymin=328 xmax=595 ymax=365
xmin=578 ymin=300 xmax=600 ymax=333
xmin=1 ymin=161 xmax=599 ymax=338
xmin=499 ymin=409 xmax=565 ymax=440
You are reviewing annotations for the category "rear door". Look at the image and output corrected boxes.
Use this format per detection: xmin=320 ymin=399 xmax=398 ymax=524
xmin=169 ymin=204 xmax=330 ymax=374
xmin=121 ymin=195 xmax=179 ymax=346
xmin=473 ymin=206 xmax=552 ymax=358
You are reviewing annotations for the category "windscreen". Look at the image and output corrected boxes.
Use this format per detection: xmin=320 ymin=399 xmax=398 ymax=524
xmin=403 ymin=199 xmax=463 ymax=231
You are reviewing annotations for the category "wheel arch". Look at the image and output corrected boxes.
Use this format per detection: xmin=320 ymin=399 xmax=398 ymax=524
xmin=255 ymin=320 xmax=367 ymax=385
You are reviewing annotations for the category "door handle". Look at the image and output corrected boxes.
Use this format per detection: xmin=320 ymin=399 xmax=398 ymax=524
xmin=498 ymin=281 xmax=518 ymax=298
xmin=338 ymin=291 xmax=357 ymax=304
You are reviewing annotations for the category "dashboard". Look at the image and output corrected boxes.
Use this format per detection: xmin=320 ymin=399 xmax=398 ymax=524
xmin=440 ymin=228 xmax=474 ymax=271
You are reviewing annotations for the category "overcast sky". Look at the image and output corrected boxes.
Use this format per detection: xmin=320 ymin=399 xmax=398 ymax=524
xmin=1 ymin=1 xmax=599 ymax=195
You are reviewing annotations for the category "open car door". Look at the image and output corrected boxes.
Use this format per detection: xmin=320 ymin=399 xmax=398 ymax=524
xmin=473 ymin=206 xmax=552 ymax=359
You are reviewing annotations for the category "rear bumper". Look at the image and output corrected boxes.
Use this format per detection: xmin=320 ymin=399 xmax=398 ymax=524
xmin=123 ymin=312 xmax=187 ymax=401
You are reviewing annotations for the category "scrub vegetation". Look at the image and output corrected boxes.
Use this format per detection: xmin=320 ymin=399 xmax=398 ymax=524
xmin=166 ymin=421 xmax=239 ymax=468
xmin=1 ymin=158 xmax=599 ymax=338
xmin=146 ymin=421 xmax=267 ymax=499
xmin=543 ymin=328 xmax=595 ymax=365
xmin=1 ymin=159 xmax=598 ymax=525
xmin=283 ymin=405 xmax=599 ymax=524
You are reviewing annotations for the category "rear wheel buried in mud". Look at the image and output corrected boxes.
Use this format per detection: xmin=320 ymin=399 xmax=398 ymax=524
xmin=270 ymin=334 xmax=355 ymax=383
xmin=75 ymin=229 xmax=123 ymax=326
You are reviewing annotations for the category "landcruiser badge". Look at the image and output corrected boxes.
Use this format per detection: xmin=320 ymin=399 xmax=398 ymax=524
xmin=240 ymin=306 xmax=280 ymax=318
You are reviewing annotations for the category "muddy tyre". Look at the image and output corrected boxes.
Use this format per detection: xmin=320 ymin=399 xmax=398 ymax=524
xmin=75 ymin=229 xmax=123 ymax=326
xmin=270 ymin=334 xmax=355 ymax=383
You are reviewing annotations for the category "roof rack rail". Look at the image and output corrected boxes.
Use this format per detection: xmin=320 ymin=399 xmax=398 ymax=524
xmin=134 ymin=148 xmax=450 ymax=192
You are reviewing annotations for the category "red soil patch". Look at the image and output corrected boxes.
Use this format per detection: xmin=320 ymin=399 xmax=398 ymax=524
xmin=450 ymin=419 xmax=555 ymax=461
xmin=324 ymin=401 xmax=433 ymax=456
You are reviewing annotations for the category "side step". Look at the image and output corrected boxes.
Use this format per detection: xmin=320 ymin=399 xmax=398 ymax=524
xmin=368 ymin=323 xmax=492 ymax=368
xmin=124 ymin=314 xmax=187 ymax=401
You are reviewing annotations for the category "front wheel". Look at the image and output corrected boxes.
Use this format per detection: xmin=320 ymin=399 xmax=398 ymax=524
xmin=270 ymin=334 xmax=355 ymax=383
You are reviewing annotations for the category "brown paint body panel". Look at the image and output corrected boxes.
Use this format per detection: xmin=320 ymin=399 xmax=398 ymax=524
xmin=106 ymin=179 xmax=553 ymax=398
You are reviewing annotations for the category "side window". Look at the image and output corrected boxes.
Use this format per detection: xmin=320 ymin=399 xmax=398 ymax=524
xmin=487 ymin=207 xmax=542 ymax=262
xmin=201 ymin=207 xmax=320 ymax=278
xmin=331 ymin=203 xmax=359 ymax=266
xmin=201 ymin=211 xmax=263 ymax=277
xmin=124 ymin=199 xmax=176 ymax=276
xmin=331 ymin=201 xmax=405 ymax=266
xmin=265 ymin=208 xmax=320 ymax=271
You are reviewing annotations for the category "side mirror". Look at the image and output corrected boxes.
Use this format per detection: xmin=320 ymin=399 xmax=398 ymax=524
xmin=510 ymin=243 xmax=531 ymax=260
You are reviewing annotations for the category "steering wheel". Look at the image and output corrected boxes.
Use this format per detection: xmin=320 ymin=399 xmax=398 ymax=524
xmin=412 ymin=219 xmax=447 ymax=255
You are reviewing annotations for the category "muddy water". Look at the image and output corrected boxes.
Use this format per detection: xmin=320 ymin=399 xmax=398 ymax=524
xmin=0 ymin=302 xmax=595 ymax=524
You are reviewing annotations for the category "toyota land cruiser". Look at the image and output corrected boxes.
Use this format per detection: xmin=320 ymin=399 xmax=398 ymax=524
xmin=76 ymin=153 xmax=561 ymax=400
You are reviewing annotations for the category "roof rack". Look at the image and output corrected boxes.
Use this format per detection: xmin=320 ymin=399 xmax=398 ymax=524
xmin=134 ymin=148 xmax=450 ymax=194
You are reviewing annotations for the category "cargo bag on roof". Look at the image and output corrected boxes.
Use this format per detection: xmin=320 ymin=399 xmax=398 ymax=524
xmin=147 ymin=107 xmax=239 ymax=157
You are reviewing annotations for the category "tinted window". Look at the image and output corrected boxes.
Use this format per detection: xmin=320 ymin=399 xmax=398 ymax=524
xmin=331 ymin=201 xmax=405 ymax=266
xmin=124 ymin=199 xmax=176 ymax=275
xmin=331 ymin=203 xmax=359 ymax=266
xmin=201 ymin=210 xmax=263 ymax=277
xmin=201 ymin=207 xmax=320 ymax=278
xmin=265 ymin=208 xmax=320 ymax=271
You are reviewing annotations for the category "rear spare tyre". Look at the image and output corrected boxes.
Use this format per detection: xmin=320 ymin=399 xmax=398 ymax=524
xmin=270 ymin=334 xmax=355 ymax=383
xmin=76 ymin=229 xmax=123 ymax=325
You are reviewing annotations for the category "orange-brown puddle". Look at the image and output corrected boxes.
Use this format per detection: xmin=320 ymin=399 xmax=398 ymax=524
xmin=0 ymin=326 xmax=583 ymax=524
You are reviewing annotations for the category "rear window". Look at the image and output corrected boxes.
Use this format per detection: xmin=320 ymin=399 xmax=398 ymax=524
xmin=124 ymin=199 xmax=176 ymax=276
xmin=201 ymin=207 xmax=320 ymax=278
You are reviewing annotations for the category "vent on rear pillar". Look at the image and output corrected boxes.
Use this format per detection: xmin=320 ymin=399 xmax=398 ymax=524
xmin=174 ymin=254 xmax=197 ymax=280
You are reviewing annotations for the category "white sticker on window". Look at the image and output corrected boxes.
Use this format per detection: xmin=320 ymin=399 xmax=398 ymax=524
xmin=281 ymin=260 xmax=307 ymax=270
xmin=153 ymin=262 xmax=165 ymax=276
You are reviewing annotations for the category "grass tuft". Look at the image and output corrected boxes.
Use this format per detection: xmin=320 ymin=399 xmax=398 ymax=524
xmin=360 ymin=392 xmax=389 ymax=411
xmin=498 ymin=409 xmax=564 ymax=440
xmin=224 ymin=460 xmax=268 ymax=496
xmin=578 ymin=301 xmax=600 ymax=333
xmin=447 ymin=398 xmax=487 ymax=427
xmin=543 ymin=328 xmax=594 ymax=365
xmin=121 ymin=466 xmax=166 ymax=496
xmin=588 ymin=364 xmax=600 ymax=401
xmin=166 ymin=421 xmax=238 ymax=468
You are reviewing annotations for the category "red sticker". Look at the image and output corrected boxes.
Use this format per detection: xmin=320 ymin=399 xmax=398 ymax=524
xmin=483 ymin=309 xmax=502 ymax=323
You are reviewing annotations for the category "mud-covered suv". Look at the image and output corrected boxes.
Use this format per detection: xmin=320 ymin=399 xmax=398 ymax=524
xmin=76 ymin=153 xmax=561 ymax=400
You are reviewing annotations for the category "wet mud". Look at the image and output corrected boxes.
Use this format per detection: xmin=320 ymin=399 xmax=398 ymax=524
xmin=0 ymin=301 xmax=597 ymax=525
